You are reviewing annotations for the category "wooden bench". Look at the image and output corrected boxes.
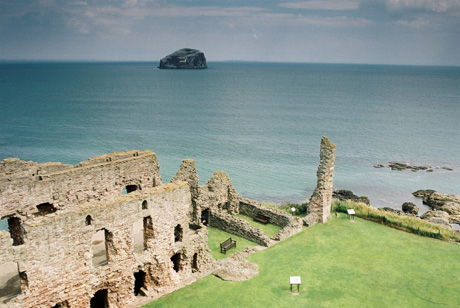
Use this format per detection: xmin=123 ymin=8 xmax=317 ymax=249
xmin=253 ymin=213 xmax=270 ymax=224
xmin=220 ymin=237 xmax=236 ymax=254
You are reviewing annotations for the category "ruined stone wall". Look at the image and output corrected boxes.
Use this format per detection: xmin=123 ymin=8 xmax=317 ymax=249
xmin=0 ymin=152 xmax=214 ymax=308
xmin=0 ymin=150 xmax=162 ymax=216
xmin=308 ymin=137 xmax=336 ymax=224
xmin=209 ymin=211 xmax=271 ymax=246
xmin=198 ymin=171 xmax=242 ymax=215
xmin=238 ymin=199 xmax=303 ymax=241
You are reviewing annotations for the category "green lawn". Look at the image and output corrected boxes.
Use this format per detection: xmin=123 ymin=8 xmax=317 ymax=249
xmin=145 ymin=214 xmax=460 ymax=307
xmin=206 ymin=226 xmax=258 ymax=260
xmin=236 ymin=213 xmax=283 ymax=238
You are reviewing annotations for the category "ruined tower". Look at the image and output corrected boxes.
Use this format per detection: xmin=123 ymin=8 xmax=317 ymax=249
xmin=308 ymin=136 xmax=336 ymax=224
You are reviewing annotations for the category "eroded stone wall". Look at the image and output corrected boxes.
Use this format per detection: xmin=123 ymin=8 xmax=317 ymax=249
xmin=209 ymin=211 xmax=271 ymax=246
xmin=0 ymin=152 xmax=214 ymax=308
xmin=238 ymin=199 xmax=303 ymax=241
xmin=0 ymin=150 xmax=162 ymax=216
xmin=308 ymin=136 xmax=336 ymax=224
xmin=1 ymin=137 xmax=336 ymax=307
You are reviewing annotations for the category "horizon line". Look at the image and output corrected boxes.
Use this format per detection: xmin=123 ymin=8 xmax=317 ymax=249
xmin=0 ymin=59 xmax=459 ymax=68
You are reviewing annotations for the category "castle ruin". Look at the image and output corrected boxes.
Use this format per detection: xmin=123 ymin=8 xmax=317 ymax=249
xmin=0 ymin=138 xmax=335 ymax=308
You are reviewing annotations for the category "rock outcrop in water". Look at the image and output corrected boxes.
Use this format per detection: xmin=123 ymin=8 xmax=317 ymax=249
xmin=158 ymin=48 xmax=207 ymax=69
xmin=413 ymin=190 xmax=460 ymax=226
xmin=333 ymin=189 xmax=370 ymax=205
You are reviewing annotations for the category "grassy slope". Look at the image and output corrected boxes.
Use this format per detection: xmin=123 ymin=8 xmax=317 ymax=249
xmin=145 ymin=214 xmax=460 ymax=308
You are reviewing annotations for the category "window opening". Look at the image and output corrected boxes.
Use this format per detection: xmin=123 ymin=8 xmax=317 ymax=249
xmin=124 ymin=185 xmax=138 ymax=194
xmin=90 ymin=289 xmax=108 ymax=308
xmin=92 ymin=229 xmax=108 ymax=266
xmin=144 ymin=216 xmax=154 ymax=249
xmin=201 ymin=209 xmax=210 ymax=226
xmin=174 ymin=224 xmax=183 ymax=242
xmin=170 ymin=253 xmax=181 ymax=272
xmin=36 ymin=202 xmax=57 ymax=216
xmin=142 ymin=200 xmax=148 ymax=210
xmin=7 ymin=217 xmax=24 ymax=246
xmin=134 ymin=271 xmax=147 ymax=296
xmin=192 ymin=253 xmax=198 ymax=272
xmin=86 ymin=215 xmax=92 ymax=226
xmin=133 ymin=219 xmax=144 ymax=253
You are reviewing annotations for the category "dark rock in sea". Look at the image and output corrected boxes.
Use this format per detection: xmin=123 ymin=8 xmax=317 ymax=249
xmin=388 ymin=162 xmax=427 ymax=172
xmin=420 ymin=210 xmax=453 ymax=229
xmin=402 ymin=202 xmax=419 ymax=215
xmin=412 ymin=189 xmax=436 ymax=198
xmin=158 ymin=48 xmax=207 ymax=69
xmin=379 ymin=162 xmax=453 ymax=172
xmin=332 ymin=189 xmax=370 ymax=205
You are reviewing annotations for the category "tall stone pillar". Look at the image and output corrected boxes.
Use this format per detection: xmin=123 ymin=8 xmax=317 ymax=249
xmin=308 ymin=136 xmax=336 ymax=223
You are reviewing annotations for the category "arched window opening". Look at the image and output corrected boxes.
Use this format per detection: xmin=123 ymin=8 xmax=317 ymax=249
xmin=86 ymin=215 xmax=92 ymax=226
xmin=36 ymin=202 xmax=57 ymax=216
xmin=142 ymin=200 xmax=148 ymax=210
xmin=134 ymin=270 xmax=147 ymax=296
xmin=174 ymin=224 xmax=183 ymax=242
xmin=90 ymin=289 xmax=108 ymax=308
xmin=170 ymin=253 xmax=182 ymax=272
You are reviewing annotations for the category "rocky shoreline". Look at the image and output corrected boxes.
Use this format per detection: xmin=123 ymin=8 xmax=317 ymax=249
xmin=333 ymin=189 xmax=460 ymax=230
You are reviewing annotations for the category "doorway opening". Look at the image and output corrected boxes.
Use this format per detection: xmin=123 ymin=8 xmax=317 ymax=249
xmin=90 ymin=289 xmax=108 ymax=308
xmin=134 ymin=270 xmax=147 ymax=296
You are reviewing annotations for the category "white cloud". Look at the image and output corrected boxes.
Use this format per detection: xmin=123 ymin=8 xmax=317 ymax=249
xmin=279 ymin=0 xmax=360 ymax=11
xmin=385 ymin=0 xmax=460 ymax=14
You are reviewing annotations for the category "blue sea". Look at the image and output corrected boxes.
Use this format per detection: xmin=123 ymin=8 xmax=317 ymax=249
xmin=1 ymin=62 xmax=459 ymax=229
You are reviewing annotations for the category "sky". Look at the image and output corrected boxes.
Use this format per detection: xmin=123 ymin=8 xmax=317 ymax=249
xmin=1 ymin=0 xmax=460 ymax=65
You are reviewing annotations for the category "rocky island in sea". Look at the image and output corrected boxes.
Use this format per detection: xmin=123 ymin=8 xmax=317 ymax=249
xmin=158 ymin=48 xmax=207 ymax=69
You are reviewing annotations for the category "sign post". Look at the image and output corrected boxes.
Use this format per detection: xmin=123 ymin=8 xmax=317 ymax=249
xmin=347 ymin=209 xmax=355 ymax=221
xmin=289 ymin=276 xmax=301 ymax=294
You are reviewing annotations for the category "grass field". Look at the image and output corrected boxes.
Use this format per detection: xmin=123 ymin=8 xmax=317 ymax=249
xmin=236 ymin=213 xmax=283 ymax=237
xmin=144 ymin=214 xmax=460 ymax=308
xmin=206 ymin=226 xmax=258 ymax=260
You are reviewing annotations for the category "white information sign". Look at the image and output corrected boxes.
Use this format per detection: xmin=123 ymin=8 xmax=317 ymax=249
xmin=290 ymin=276 xmax=301 ymax=284
xmin=347 ymin=209 xmax=355 ymax=215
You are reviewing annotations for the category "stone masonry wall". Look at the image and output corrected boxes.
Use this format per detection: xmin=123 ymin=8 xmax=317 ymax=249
xmin=1 ymin=138 xmax=335 ymax=307
xmin=238 ymin=199 xmax=303 ymax=241
xmin=308 ymin=137 xmax=336 ymax=224
xmin=0 ymin=150 xmax=162 ymax=216
xmin=209 ymin=211 xmax=271 ymax=246
xmin=0 ymin=152 xmax=215 ymax=308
